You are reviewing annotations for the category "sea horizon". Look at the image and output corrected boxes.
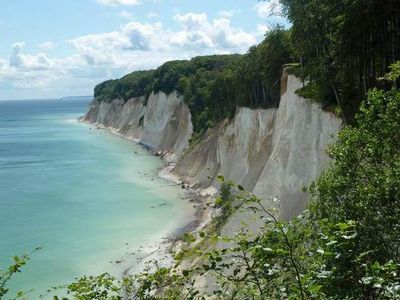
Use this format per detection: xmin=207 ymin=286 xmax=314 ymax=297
xmin=0 ymin=96 xmax=93 ymax=102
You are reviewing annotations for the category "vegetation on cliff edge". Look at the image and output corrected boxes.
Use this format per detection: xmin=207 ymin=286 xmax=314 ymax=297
xmin=93 ymin=28 xmax=294 ymax=139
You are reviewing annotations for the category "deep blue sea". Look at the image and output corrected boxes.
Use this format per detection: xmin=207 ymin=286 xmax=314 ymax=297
xmin=0 ymin=98 xmax=192 ymax=298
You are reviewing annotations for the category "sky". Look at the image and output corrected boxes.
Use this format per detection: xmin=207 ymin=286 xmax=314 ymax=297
xmin=0 ymin=0 xmax=287 ymax=100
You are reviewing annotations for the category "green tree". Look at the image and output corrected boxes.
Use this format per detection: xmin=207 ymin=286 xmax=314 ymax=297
xmin=280 ymin=0 xmax=400 ymax=120
xmin=309 ymin=87 xmax=400 ymax=294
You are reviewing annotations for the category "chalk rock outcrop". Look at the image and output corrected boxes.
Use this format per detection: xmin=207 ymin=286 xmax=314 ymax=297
xmin=173 ymin=75 xmax=341 ymax=219
xmin=83 ymin=75 xmax=341 ymax=218
xmin=83 ymin=92 xmax=193 ymax=162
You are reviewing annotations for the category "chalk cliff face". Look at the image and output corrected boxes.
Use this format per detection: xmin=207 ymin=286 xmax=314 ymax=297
xmin=82 ymin=91 xmax=193 ymax=162
xmin=174 ymin=75 xmax=341 ymax=219
xmin=173 ymin=108 xmax=277 ymax=192
xmin=83 ymin=75 xmax=341 ymax=218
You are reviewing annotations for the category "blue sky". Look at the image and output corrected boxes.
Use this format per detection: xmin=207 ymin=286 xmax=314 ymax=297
xmin=0 ymin=0 xmax=287 ymax=100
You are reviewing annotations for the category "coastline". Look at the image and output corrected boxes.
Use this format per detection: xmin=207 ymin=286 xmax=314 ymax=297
xmin=79 ymin=118 xmax=212 ymax=277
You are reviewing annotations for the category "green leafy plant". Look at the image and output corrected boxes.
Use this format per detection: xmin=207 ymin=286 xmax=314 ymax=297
xmin=0 ymin=248 xmax=40 ymax=300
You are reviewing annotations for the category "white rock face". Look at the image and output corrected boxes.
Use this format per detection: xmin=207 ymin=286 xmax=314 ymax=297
xmin=83 ymin=97 xmax=146 ymax=139
xmin=173 ymin=75 xmax=342 ymax=219
xmin=174 ymin=108 xmax=277 ymax=191
xmin=83 ymin=75 xmax=341 ymax=219
xmin=253 ymin=75 xmax=341 ymax=218
xmin=140 ymin=92 xmax=193 ymax=162
xmin=82 ymin=92 xmax=193 ymax=161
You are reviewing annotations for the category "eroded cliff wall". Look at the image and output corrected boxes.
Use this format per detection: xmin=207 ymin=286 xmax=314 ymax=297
xmin=83 ymin=75 xmax=341 ymax=218
xmin=173 ymin=75 xmax=341 ymax=219
xmin=82 ymin=91 xmax=193 ymax=162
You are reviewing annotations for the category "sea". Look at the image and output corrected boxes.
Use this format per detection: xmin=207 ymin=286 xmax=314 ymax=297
xmin=0 ymin=97 xmax=193 ymax=298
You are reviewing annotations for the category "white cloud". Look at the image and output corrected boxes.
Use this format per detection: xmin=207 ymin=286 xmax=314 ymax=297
xmin=70 ymin=13 xmax=258 ymax=58
xmin=38 ymin=41 xmax=56 ymax=51
xmin=0 ymin=59 xmax=9 ymax=79
xmin=70 ymin=31 xmax=131 ymax=65
xmin=0 ymin=50 xmax=55 ymax=89
xmin=217 ymin=10 xmax=236 ymax=18
xmin=9 ymin=42 xmax=52 ymax=70
xmin=253 ymin=0 xmax=283 ymax=18
xmin=118 ymin=11 xmax=134 ymax=19
xmin=122 ymin=21 xmax=164 ymax=50
xmin=0 ymin=12 xmax=265 ymax=98
xmin=171 ymin=13 xmax=257 ymax=50
xmin=146 ymin=12 xmax=158 ymax=19
xmin=97 ymin=0 xmax=140 ymax=6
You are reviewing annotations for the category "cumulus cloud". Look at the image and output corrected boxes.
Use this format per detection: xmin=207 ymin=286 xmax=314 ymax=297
xmin=147 ymin=12 xmax=158 ymax=19
xmin=97 ymin=0 xmax=140 ymax=6
xmin=0 ymin=44 xmax=56 ymax=89
xmin=9 ymin=42 xmax=52 ymax=70
xmin=1 ymin=12 xmax=265 ymax=98
xmin=0 ymin=58 xmax=9 ymax=79
xmin=38 ymin=41 xmax=56 ymax=51
xmin=122 ymin=21 xmax=164 ymax=50
xmin=171 ymin=13 xmax=257 ymax=50
xmin=70 ymin=12 xmax=258 ymax=61
xmin=118 ymin=11 xmax=134 ymax=19
xmin=217 ymin=10 xmax=237 ymax=18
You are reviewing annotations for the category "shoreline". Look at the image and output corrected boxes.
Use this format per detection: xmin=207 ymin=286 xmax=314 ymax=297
xmin=79 ymin=119 xmax=212 ymax=277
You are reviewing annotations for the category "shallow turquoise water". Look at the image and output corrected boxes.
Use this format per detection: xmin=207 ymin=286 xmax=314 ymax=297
xmin=0 ymin=98 xmax=191 ymax=298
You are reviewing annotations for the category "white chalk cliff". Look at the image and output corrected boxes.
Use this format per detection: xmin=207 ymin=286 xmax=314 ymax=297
xmin=83 ymin=74 xmax=341 ymax=219
xmin=83 ymin=91 xmax=193 ymax=162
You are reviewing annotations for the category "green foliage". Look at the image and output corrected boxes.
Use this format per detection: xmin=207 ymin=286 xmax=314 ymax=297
xmin=309 ymin=86 xmax=400 ymax=297
xmin=118 ymin=179 xmax=395 ymax=299
xmin=0 ymin=248 xmax=41 ymax=300
xmin=54 ymin=273 xmax=124 ymax=300
xmin=181 ymin=233 xmax=197 ymax=244
xmin=381 ymin=61 xmax=400 ymax=83
xmin=214 ymin=177 xmax=235 ymax=231
xmin=0 ymin=255 xmax=29 ymax=299
xmin=241 ymin=27 xmax=294 ymax=107
xmin=312 ymin=86 xmax=400 ymax=248
xmin=152 ymin=60 xmax=193 ymax=95
xmin=62 ymin=273 xmax=122 ymax=300
xmin=280 ymin=0 xmax=400 ymax=120
xmin=94 ymin=70 xmax=155 ymax=102
xmin=129 ymin=261 xmax=204 ymax=299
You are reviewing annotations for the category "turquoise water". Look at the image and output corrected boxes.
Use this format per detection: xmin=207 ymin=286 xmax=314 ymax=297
xmin=0 ymin=98 xmax=192 ymax=298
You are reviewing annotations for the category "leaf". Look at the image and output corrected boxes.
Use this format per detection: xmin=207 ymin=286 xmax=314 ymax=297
xmin=337 ymin=222 xmax=350 ymax=231
xmin=216 ymin=174 xmax=225 ymax=182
